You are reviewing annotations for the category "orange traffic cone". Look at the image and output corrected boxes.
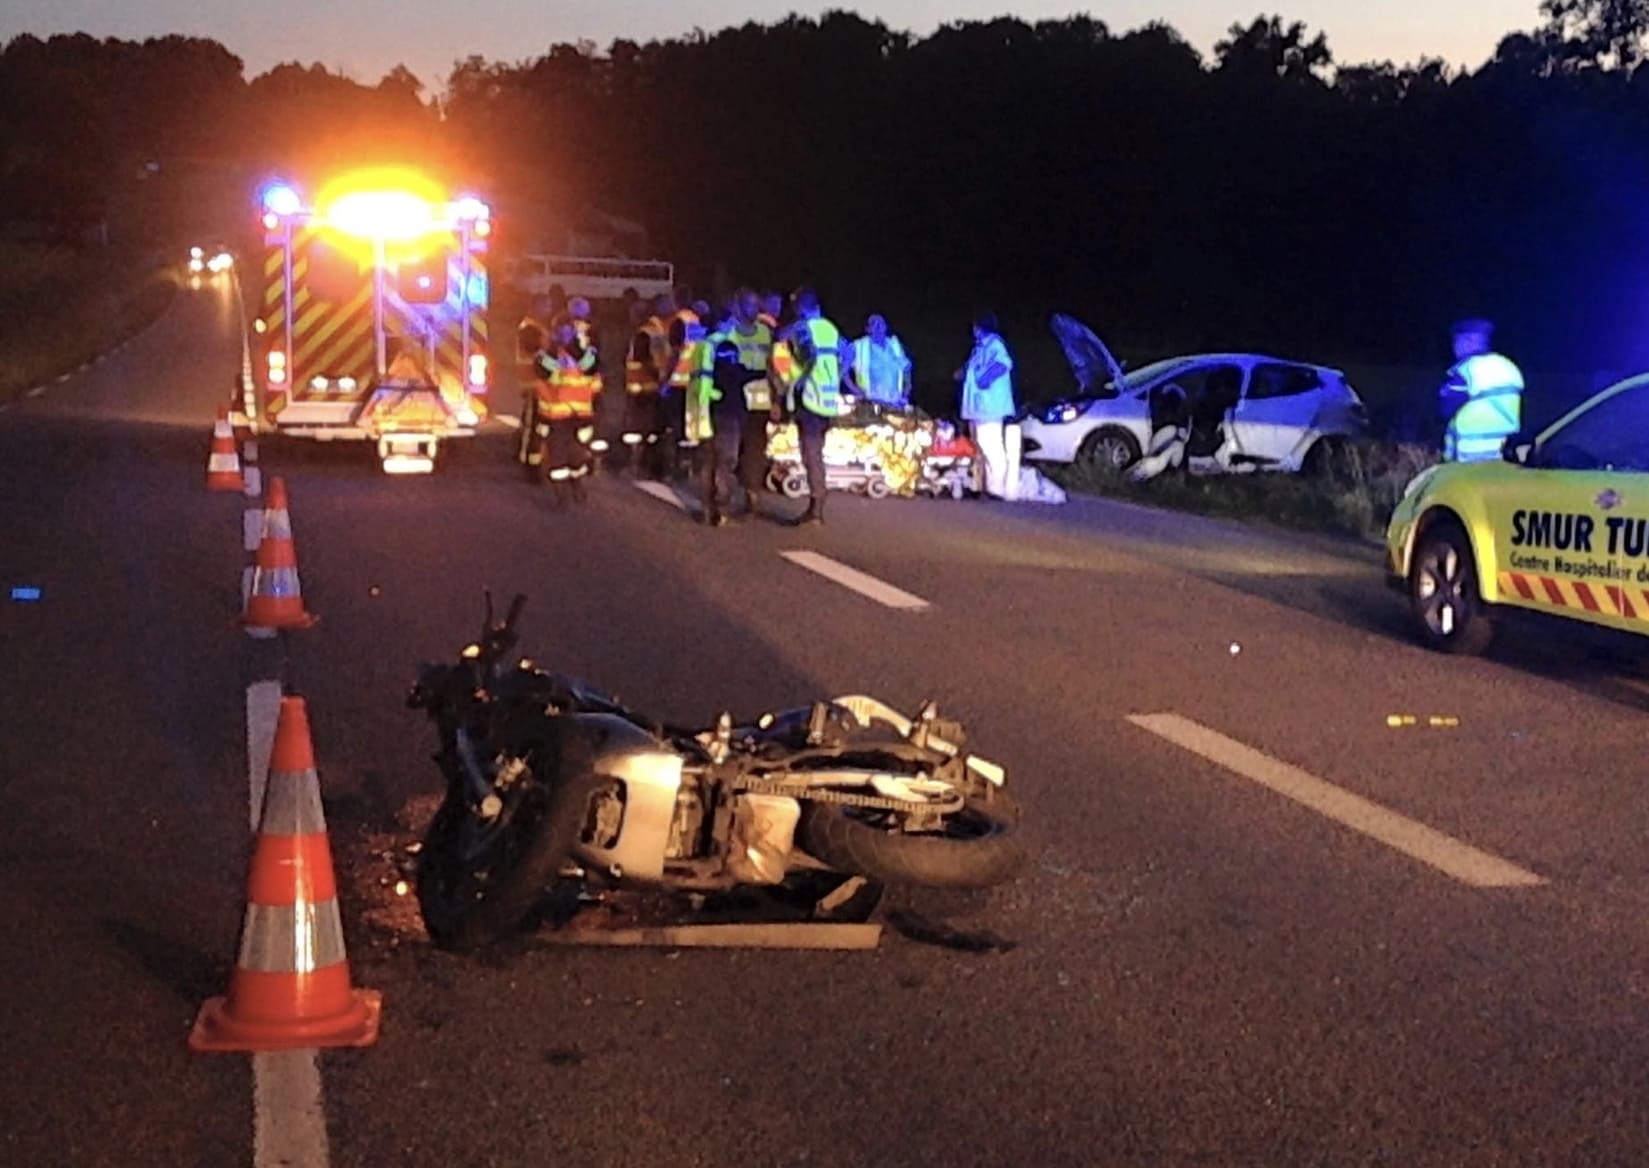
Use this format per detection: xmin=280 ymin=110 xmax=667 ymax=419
xmin=190 ymin=696 xmax=381 ymax=1052
xmin=206 ymin=405 xmax=244 ymax=492
xmin=238 ymin=476 xmax=318 ymax=631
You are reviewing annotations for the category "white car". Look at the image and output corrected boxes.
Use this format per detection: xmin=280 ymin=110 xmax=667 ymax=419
xmin=1020 ymin=315 xmax=1368 ymax=475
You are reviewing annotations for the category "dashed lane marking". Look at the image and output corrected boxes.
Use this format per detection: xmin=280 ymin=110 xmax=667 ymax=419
xmin=243 ymin=440 xmax=259 ymax=464
xmin=243 ymin=466 xmax=263 ymax=499
xmin=780 ymin=550 xmax=930 ymax=611
xmin=496 ymin=414 xmax=522 ymax=430
xmin=246 ymin=684 xmax=331 ymax=1168
xmin=244 ymin=509 xmax=264 ymax=553
xmin=634 ymin=480 xmax=688 ymax=511
xmin=26 ymin=386 xmax=45 ymax=398
xmin=1127 ymin=713 xmax=1547 ymax=889
xmin=54 ymin=372 xmax=72 ymax=383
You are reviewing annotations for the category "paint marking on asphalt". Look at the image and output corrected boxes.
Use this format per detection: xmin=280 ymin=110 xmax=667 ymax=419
xmin=0 ymin=402 xmax=11 ymax=413
xmin=634 ymin=480 xmax=687 ymax=511
xmin=254 ymin=1051 xmax=330 ymax=1168
xmin=246 ymin=681 xmax=282 ymax=830
xmin=247 ymin=684 xmax=330 ymax=1168
xmin=54 ymin=372 xmax=72 ymax=383
xmin=243 ymin=466 xmax=263 ymax=499
xmin=496 ymin=413 xmax=522 ymax=430
xmin=244 ymin=509 xmax=265 ymax=553
xmin=243 ymin=439 xmax=259 ymax=464
xmin=26 ymin=386 xmax=45 ymax=398
xmin=780 ymin=550 xmax=930 ymax=611
xmin=1127 ymin=713 xmax=1546 ymax=889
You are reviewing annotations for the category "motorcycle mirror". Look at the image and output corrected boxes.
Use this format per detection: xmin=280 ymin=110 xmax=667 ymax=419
xmin=482 ymin=587 xmax=496 ymax=630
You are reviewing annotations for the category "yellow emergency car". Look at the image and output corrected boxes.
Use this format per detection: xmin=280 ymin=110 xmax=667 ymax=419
xmin=1386 ymin=372 xmax=1649 ymax=653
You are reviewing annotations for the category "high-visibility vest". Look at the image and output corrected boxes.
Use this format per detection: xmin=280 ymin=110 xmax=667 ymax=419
xmin=730 ymin=320 xmax=773 ymax=410
xmin=625 ymin=316 xmax=667 ymax=395
xmin=667 ymin=308 xmax=701 ymax=391
xmin=567 ymin=323 xmax=602 ymax=398
xmin=684 ymin=330 xmax=726 ymax=443
xmin=788 ymin=317 xmax=846 ymax=417
xmin=1443 ymin=353 xmax=1524 ymax=462
xmin=536 ymin=349 xmax=597 ymax=420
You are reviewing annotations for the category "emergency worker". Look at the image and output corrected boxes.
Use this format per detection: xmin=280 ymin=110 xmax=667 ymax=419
xmin=621 ymin=298 xmax=669 ymax=473
xmin=1439 ymin=317 xmax=1525 ymax=462
xmin=515 ymin=294 xmax=554 ymax=476
xmin=534 ymin=315 xmax=599 ymax=506
xmin=661 ymin=287 xmax=703 ymax=478
xmin=847 ymin=313 xmax=913 ymax=410
xmin=565 ymin=295 xmax=606 ymax=468
xmin=687 ymin=307 xmax=749 ymax=526
xmin=780 ymin=287 xmax=848 ymax=526
xmin=958 ymin=311 xmax=1019 ymax=501
xmin=727 ymin=287 xmax=774 ymax=502
xmin=758 ymin=292 xmax=783 ymax=331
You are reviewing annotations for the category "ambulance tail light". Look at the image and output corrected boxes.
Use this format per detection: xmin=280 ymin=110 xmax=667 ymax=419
xmin=468 ymin=353 xmax=488 ymax=388
xmin=267 ymin=349 xmax=287 ymax=386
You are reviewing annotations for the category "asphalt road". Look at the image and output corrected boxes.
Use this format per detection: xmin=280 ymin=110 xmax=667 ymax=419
xmin=5 ymin=276 xmax=1649 ymax=1167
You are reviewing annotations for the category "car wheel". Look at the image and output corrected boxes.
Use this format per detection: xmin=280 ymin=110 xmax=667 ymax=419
xmin=1077 ymin=428 xmax=1141 ymax=474
xmin=1408 ymin=521 xmax=1496 ymax=655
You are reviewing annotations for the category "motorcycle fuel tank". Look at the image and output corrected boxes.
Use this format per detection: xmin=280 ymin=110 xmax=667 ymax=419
xmin=573 ymin=713 xmax=683 ymax=882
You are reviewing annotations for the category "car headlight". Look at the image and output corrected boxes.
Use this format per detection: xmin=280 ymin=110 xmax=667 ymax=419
xmin=1042 ymin=402 xmax=1081 ymax=424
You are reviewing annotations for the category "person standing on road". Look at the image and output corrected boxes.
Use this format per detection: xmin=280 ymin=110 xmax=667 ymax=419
xmin=515 ymin=294 xmax=554 ymax=477
xmin=1438 ymin=317 xmax=1524 ymax=463
xmin=958 ymin=312 xmax=1019 ymax=501
xmin=727 ymin=287 xmax=775 ymax=507
xmin=661 ymin=288 xmax=703 ymax=480
xmin=534 ymin=315 xmax=598 ymax=507
xmin=779 ymin=287 xmax=848 ymax=526
xmin=847 ymin=313 xmax=913 ymax=410
xmin=757 ymin=291 xmax=783 ymax=331
xmin=621 ymin=293 xmax=674 ymax=476
xmin=687 ymin=307 xmax=750 ymax=526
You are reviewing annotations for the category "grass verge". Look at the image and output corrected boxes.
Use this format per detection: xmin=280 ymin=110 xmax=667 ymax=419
xmin=0 ymin=243 xmax=178 ymax=404
xmin=1046 ymin=439 xmax=1440 ymax=543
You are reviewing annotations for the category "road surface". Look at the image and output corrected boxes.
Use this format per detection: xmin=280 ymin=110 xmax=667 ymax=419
xmin=4 ymin=275 xmax=1649 ymax=1167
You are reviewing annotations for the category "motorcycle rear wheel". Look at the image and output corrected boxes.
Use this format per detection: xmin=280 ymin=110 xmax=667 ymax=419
xmin=797 ymin=792 xmax=1025 ymax=890
xmin=417 ymin=720 xmax=597 ymax=952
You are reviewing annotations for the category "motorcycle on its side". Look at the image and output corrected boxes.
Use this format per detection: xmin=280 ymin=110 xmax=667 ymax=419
xmin=407 ymin=593 xmax=1025 ymax=951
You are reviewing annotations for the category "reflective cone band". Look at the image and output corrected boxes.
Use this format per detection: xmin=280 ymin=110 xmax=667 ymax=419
xmin=207 ymin=406 xmax=244 ymax=492
xmin=239 ymin=476 xmax=318 ymax=631
xmin=190 ymin=696 xmax=381 ymax=1052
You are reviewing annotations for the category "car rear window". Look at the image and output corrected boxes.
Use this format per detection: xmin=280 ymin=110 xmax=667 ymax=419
xmin=1247 ymin=364 xmax=1323 ymax=400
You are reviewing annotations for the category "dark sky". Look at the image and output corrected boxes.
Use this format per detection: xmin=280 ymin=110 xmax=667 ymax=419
xmin=2 ymin=2 xmax=1540 ymax=93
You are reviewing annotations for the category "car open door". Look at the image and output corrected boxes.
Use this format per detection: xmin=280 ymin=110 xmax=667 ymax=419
xmin=1226 ymin=362 xmax=1327 ymax=465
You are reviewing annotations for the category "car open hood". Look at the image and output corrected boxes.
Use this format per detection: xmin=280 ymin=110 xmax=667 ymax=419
xmin=1051 ymin=313 xmax=1128 ymax=397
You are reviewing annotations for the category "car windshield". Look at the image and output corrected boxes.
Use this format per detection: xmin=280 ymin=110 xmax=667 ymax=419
xmin=1536 ymin=377 xmax=1649 ymax=472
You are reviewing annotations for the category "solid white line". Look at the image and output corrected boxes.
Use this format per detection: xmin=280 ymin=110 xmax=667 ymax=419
xmin=244 ymin=509 xmax=265 ymax=553
xmin=245 ymin=685 xmax=331 ymax=1167
xmin=634 ymin=480 xmax=687 ymax=511
xmin=254 ymin=1051 xmax=330 ymax=1168
xmin=1127 ymin=713 xmax=1546 ymax=889
xmin=243 ymin=466 xmax=263 ymax=499
xmin=246 ymin=681 xmax=282 ymax=830
xmin=780 ymin=551 xmax=930 ymax=611
xmin=496 ymin=414 xmax=522 ymax=430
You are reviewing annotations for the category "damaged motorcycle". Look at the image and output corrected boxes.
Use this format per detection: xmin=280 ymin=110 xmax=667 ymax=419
xmin=408 ymin=593 xmax=1025 ymax=951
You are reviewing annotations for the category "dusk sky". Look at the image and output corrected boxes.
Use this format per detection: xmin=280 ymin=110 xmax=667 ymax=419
xmin=2 ymin=2 xmax=1542 ymax=94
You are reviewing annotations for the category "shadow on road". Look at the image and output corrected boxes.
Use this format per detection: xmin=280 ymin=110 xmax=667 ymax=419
xmin=101 ymin=917 xmax=224 ymax=1006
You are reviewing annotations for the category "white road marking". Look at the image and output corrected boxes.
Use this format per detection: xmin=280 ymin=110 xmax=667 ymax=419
xmin=634 ymin=480 xmax=687 ymax=511
xmin=246 ymin=681 xmax=282 ymax=830
xmin=244 ymin=439 xmax=259 ymax=464
xmin=246 ymin=684 xmax=331 ymax=1168
xmin=26 ymin=386 xmax=45 ymax=398
xmin=254 ymin=1052 xmax=329 ymax=1168
xmin=496 ymin=414 xmax=522 ymax=430
xmin=244 ymin=509 xmax=265 ymax=553
xmin=780 ymin=551 xmax=930 ymax=611
xmin=55 ymin=372 xmax=72 ymax=383
xmin=1127 ymin=713 xmax=1546 ymax=889
xmin=243 ymin=466 xmax=263 ymax=499
xmin=0 ymin=402 xmax=11 ymax=413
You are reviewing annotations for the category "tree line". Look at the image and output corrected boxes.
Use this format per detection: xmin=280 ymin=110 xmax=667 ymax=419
xmin=6 ymin=3 xmax=1649 ymax=381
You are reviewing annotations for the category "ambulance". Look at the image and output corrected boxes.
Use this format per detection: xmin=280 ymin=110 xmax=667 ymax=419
xmin=1386 ymin=372 xmax=1649 ymax=653
xmin=240 ymin=169 xmax=493 ymax=474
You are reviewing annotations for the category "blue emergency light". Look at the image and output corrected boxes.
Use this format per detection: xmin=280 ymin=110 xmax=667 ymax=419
xmin=10 ymin=586 xmax=42 ymax=602
xmin=261 ymin=183 xmax=302 ymax=217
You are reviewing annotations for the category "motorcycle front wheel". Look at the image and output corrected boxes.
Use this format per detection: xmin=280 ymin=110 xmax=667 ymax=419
xmin=417 ymin=720 xmax=597 ymax=952
xmin=796 ymin=792 xmax=1025 ymax=890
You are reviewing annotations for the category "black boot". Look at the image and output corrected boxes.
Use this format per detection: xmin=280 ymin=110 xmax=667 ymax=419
xmin=797 ymin=500 xmax=824 ymax=527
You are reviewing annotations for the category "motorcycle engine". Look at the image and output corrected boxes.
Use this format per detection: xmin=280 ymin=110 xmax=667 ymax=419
xmin=665 ymin=776 xmax=705 ymax=860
